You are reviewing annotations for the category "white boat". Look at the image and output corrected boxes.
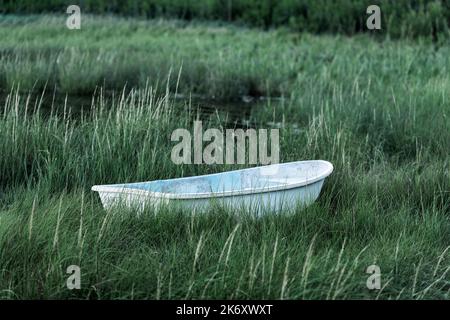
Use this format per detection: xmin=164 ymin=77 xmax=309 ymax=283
xmin=91 ymin=160 xmax=333 ymax=214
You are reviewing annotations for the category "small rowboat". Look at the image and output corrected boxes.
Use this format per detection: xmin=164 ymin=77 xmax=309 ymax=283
xmin=92 ymin=160 xmax=333 ymax=214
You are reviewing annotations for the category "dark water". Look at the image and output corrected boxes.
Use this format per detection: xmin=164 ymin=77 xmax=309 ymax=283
xmin=0 ymin=91 xmax=279 ymax=127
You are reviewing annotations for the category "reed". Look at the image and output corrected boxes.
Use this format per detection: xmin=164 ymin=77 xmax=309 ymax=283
xmin=0 ymin=15 xmax=449 ymax=299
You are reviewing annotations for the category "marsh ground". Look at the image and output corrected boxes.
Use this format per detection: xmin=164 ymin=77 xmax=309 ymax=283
xmin=0 ymin=16 xmax=449 ymax=299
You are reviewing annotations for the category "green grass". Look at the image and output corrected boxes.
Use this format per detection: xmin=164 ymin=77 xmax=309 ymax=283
xmin=0 ymin=16 xmax=449 ymax=299
xmin=0 ymin=15 xmax=303 ymax=99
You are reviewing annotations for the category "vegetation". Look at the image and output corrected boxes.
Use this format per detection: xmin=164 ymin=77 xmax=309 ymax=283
xmin=0 ymin=16 xmax=449 ymax=299
xmin=0 ymin=16 xmax=305 ymax=99
xmin=2 ymin=0 xmax=450 ymax=39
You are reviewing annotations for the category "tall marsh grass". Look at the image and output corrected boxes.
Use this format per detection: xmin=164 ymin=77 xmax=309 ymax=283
xmin=0 ymin=82 xmax=448 ymax=298
xmin=0 ymin=16 xmax=297 ymax=98
xmin=0 ymin=16 xmax=449 ymax=299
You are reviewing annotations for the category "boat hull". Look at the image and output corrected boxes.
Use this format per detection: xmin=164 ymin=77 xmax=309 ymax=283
xmin=95 ymin=179 xmax=325 ymax=215
xmin=92 ymin=160 xmax=333 ymax=215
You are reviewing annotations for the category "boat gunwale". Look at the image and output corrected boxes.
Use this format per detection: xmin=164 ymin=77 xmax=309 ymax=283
xmin=91 ymin=160 xmax=333 ymax=200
